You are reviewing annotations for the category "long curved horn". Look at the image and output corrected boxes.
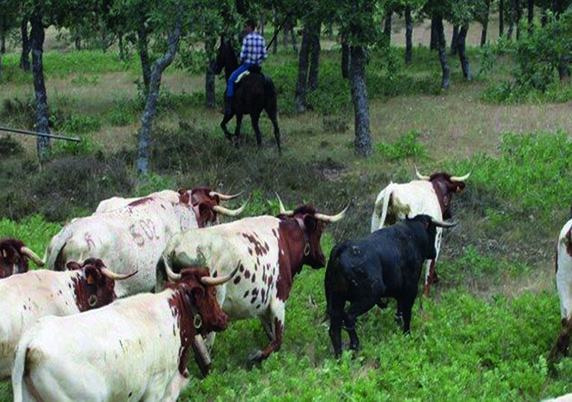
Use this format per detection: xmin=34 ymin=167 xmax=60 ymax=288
xmin=20 ymin=247 xmax=45 ymax=267
xmin=275 ymin=193 xmax=293 ymax=215
xmin=209 ymin=190 xmax=244 ymax=201
xmin=213 ymin=203 xmax=246 ymax=217
xmin=201 ymin=262 xmax=240 ymax=286
xmin=450 ymin=172 xmax=471 ymax=182
xmin=315 ymin=204 xmax=349 ymax=223
xmin=165 ymin=260 xmax=181 ymax=282
xmin=194 ymin=334 xmax=211 ymax=366
xmin=101 ymin=268 xmax=138 ymax=281
xmin=414 ymin=165 xmax=430 ymax=180
xmin=430 ymin=218 xmax=458 ymax=228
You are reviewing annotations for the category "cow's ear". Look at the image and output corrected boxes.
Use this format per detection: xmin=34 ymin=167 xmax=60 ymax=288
xmin=455 ymin=182 xmax=466 ymax=193
xmin=303 ymin=215 xmax=318 ymax=232
xmin=1 ymin=247 xmax=7 ymax=259
xmin=178 ymin=188 xmax=190 ymax=204
xmin=198 ymin=203 xmax=214 ymax=220
xmin=66 ymin=261 xmax=82 ymax=271
xmin=84 ymin=266 xmax=100 ymax=285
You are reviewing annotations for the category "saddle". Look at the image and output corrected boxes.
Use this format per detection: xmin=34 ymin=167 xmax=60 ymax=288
xmin=235 ymin=65 xmax=264 ymax=84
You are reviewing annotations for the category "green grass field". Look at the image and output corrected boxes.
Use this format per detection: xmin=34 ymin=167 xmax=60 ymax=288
xmin=2 ymin=19 xmax=572 ymax=401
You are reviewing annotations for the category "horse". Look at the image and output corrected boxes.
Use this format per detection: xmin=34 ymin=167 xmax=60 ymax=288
xmin=212 ymin=38 xmax=281 ymax=154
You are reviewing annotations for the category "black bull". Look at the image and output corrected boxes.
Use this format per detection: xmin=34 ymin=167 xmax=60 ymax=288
xmin=325 ymin=214 xmax=456 ymax=357
xmin=212 ymin=39 xmax=281 ymax=153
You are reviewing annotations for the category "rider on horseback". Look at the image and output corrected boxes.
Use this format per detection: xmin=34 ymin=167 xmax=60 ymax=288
xmin=224 ymin=19 xmax=267 ymax=117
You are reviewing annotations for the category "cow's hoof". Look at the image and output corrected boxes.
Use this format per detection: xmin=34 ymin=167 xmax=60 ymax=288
xmin=247 ymin=350 xmax=264 ymax=361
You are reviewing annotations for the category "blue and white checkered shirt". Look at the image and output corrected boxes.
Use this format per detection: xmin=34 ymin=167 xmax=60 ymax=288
xmin=240 ymin=32 xmax=267 ymax=66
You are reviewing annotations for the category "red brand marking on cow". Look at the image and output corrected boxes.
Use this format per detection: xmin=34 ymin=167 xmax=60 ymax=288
xmin=128 ymin=197 xmax=154 ymax=207
xmin=84 ymin=233 xmax=96 ymax=250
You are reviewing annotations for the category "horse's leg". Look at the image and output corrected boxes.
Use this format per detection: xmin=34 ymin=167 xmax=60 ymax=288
xmin=266 ymin=109 xmax=281 ymax=154
xmin=234 ymin=113 xmax=243 ymax=147
xmin=220 ymin=112 xmax=234 ymax=141
xmin=251 ymin=112 xmax=263 ymax=148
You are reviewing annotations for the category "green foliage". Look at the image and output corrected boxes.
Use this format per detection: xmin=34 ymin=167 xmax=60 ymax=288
xmin=106 ymin=97 xmax=142 ymax=126
xmin=0 ymin=215 xmax=62 ymax=257
xmin=376 ymin=130 xmax=427 ymax=160
xmin=70 ymin=75 xmax=100 ymax=86
xmin=448 ymin=131 xmax=572 ymax=220
xmin=41 ymin=50 xmax=139 ymax=77
xmin=54 ymin=134 xmax=97 ymax=156
xmin=0 ymin=136 xmax=25 ymax=157
xmin=58 ymin=112 xmax=101 ymax=135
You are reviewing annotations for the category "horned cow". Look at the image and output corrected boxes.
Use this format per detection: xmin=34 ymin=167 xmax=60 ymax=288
xmin=11 ymin=266 xmax=236 ymax=402
xmin=0 ymin=239 xmax=44 ymax=278
xmin=371 ymin=167 xmax=469 ymax=297
xmin=158 ymin=198 xmax=347 ymax=361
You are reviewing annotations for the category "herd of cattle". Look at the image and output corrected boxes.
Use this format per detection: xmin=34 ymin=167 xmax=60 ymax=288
xmin=1 ymin=169 xmax=572 ymax=400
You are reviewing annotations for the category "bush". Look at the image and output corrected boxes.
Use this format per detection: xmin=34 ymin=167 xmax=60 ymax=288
xmin=0 ymin=136 xmax=25 ymax=157
xmin=376 ymin=130 xmax=427 ymax=161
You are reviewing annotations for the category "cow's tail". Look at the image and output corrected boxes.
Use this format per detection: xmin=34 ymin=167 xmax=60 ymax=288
xmin=44 ymin=225 xmax=73 ymax=271
xmin=12 ymin=332 xmax=33 ymax=402
xmin=371 ymin=183 xmax=394 ymax=233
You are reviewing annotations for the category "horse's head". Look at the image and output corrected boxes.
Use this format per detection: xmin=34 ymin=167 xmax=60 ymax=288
xmin=212 ymin=38 xmax=238 ymax=79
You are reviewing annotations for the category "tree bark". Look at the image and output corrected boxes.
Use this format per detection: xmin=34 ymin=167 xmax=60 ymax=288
xmin=435 ymin=16 xmax=450 ymax=89
xmin=499 ymin=0 xmax=505 ymax=36
xmin=137 ymin=16 xmax=151 ymax=94
xmin=308 ymin=20 xmax=321 ymax=91
xmin=528 ymin=0 xmax=534 ymax=25
xmin=516 ymin=0 xmax=522 ymax=40
xmin=290 ymin=24 xmax=298 ymax=53
xmin=205 ymin=37 xmax=216 ymax=108
xmin=137 ymin=18 xmax=182 ymax=175
xmin=458 ymin=24 xmax=471 ymax=80
xmin=383 ymin=10 xmax=392 ymax=45
xmin=294 ymin=22 xmax=312 ymax=114
xmin=541 ymin=0 xmax=548 ymax=26
xmin=30 ymin=12 xmax=51 ymax=163
xmin=349 ymin=45 xmax=372 ymax=156
xmin=272 ymin=8 xmax=278 ymax=54
xmin=450 ymin=25 xmax=459 ymax=55
xmin=430 ymin=18 xmax=438 ymax=50
xmin=405 ymin=5 xmax=413 ymax=64
xmin=481 ymin=0 xmax=490 ymax=46
xmin=20 ymin=17 xmax=31 ymax=72
xmin=341 ymin=40 xmax=350 ymax=79
xmin=507 ymin=0 xmax=516 ymax=39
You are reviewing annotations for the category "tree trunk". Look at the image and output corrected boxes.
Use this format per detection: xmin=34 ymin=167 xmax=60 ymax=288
xmin=137 ymin=18 xmax=151 ymax=94
xmin=308 ymin=20 xmax=321 ymax=91
xmin=541 ymin=0 xmax=548 ymax=26
xmin=458 ymin=24 xmax=471 ymax=80
xmin=283 ymin=21 xmax=289 ymax=48
xmin=481 ymin=0 xmax=490 ymax=46
xmin=20 ymin=17 xmax=31 ymax=72
xmin=137 ymin=18 xmax=182 ymax=175
xmin=349 ymin=45 xmax=372 ymax=157
xmin=272 ymin=8 xmax=278 ymax=54
xmin=435 ymin=16 xmax=450 ymax=89
xmin=405 ymin=5 xmax=413 ymax=64
xmin=341 ymin=40 xmax=350 ymax=79
xmin=450 ymin=25 xmax=459 ymax=55
xmin=430 ymin=18 xmax=438 ymax=50
xmin=499 ymin=0 xmax=505 ymax=36
xmin=507 ymin=0 xmax=516 ymax=39
xmin=30 ymin=13 xmax=51 ymax=164
xmin=205 ymin=37 xmax=216 ymax=109
xmin=294 ymin=22 xmax=312 ymax=114
xmin=528 ymin=0 xmax=534 ymax=24
xmin=516 ymin=0 xmax=522 ymax=40
xmin=383 ymin=10 xmax=392 ymax=45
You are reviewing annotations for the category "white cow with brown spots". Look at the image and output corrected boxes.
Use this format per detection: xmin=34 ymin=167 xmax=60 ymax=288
xmin=550 ymin=219 xmax=572 ymax=361
xmin=371 ymin=167 xmax=469 ymax=297
xmin=11 ymin=267 xmax=235 ymax=402
xmin=0 ymin=258 xmax=134 ymax=380
xmin=158 ymin=200 xmax=347 ymax=361
xmin=44 ymin=188 xmax=244 ymax=297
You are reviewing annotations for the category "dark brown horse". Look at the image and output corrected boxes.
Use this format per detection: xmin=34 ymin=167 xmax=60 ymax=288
xmin=212 ymin=38 xmax=281 ymax=153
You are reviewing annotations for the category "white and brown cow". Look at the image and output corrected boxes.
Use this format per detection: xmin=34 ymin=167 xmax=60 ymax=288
xmin=0 ymin=258 xmax=134 ymax=379
xmin=12 ymin=266 xmax=236 ymax=402
xmin=45 ymin=187 xmax=244 ymax=297
xmin=371 ymin=167 xmax=469 ymax=297
xmin=158 ymin=199 xmax=347 ymax=361
xmin=550 ymin=219 xmax=572 ymax=361
xmin=0 ymin=239 xmax=44 ymax=278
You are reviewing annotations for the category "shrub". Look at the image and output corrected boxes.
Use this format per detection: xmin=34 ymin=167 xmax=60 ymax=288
xmin=376 ymin=130 xmax=427 ymax=161
xmin=0 ymin=136 xmax=25 ymax=157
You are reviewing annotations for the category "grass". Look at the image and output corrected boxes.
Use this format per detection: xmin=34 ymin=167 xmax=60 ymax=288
xmin=2 ymin=16 xmax=572 ymax=401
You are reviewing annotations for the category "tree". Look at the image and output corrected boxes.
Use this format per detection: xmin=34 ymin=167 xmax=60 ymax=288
xmin=331 ymin=0 xmax=385 ymax=156
xmin=0 ymin=0 xmax=21 ymax=79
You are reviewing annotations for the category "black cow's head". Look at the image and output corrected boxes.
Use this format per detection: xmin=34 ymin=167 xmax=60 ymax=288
xmin=406 ymin=214 xmax=457 ymax=260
